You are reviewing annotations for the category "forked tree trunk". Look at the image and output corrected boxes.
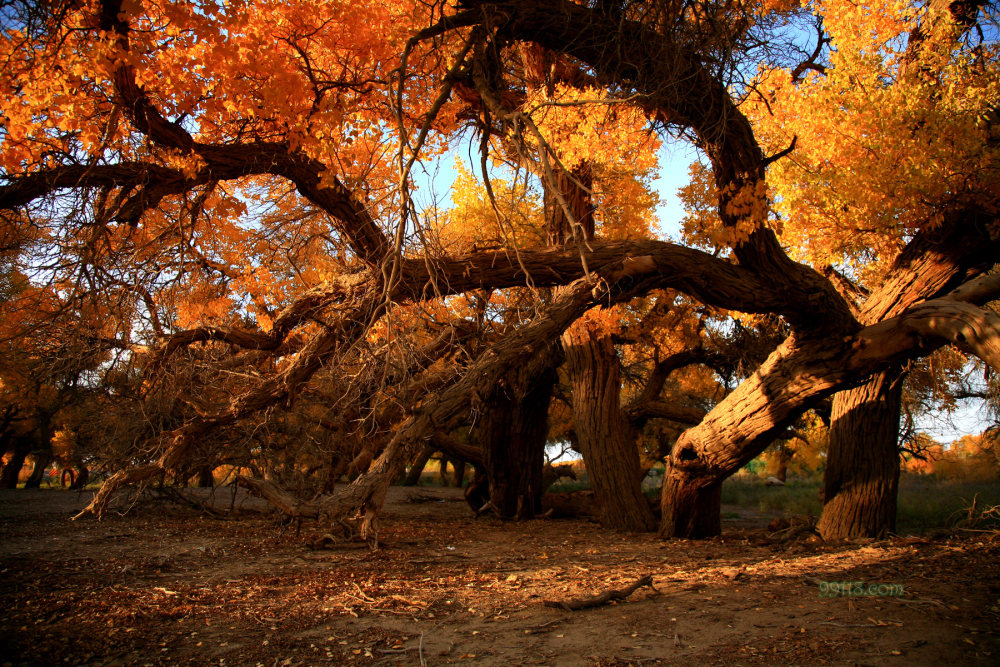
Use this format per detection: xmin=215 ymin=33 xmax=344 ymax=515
xmin=657 ymin=335 xmax=852 ymax=539
xmin=562 ymin=317 xmax=656 ymax=531
xmin=475 ymin=367 xmax=556 ymax=519
xmin=818 ymin=370 xmax=903 ymax=539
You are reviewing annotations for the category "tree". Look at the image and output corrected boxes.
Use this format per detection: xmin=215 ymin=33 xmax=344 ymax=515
xmin=745 ymin=0 xmax=999 ymax=538
xmin=1 ymin=0 xmax=998 ymax=540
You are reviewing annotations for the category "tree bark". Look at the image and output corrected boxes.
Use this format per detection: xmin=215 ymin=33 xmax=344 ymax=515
xmin=23 ymin=451 xmax=53 ymax=489
xmin=403 ymin=445 xmax=434 ymax=486
xmin=818 ymin=370 xmax=903 ymax=539
xmin=475 ymin=366 xmax=556 ymax=519
xmin=562 ymin=316 xmax=656 ymax=531
xmin=659 ymin=466 xmax=724 ymax=539
xmin=818 ymin=219 xmax=999 ymax=539
xmin=1 ymin=445 xmax=28 ymax=488
xmin=452 ymin=459 xmax=467 ymax=487
xmin=196 ymin=465 xmax=214 ymax=488
xmin=71 ymin=465 xmax=89 ymax=491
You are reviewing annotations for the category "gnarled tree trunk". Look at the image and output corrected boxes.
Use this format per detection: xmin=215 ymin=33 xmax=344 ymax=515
xmin=818 ymin=370 xmax=903 ymax=539
xmin=562 ymin=316 xmax=656 ymax=531
xmin=474 ymin=366 xmax=556 ymax=519
xmin=659 ymin=471 xmax=723 ymax=539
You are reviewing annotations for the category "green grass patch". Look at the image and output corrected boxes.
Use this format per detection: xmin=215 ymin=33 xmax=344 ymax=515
xmin=548 ymin=480 xmax=590 ymax=493
xmin=719 ymin=473 xmax=1000 ymax=533
xmin=721 ymin=476 xmax=823 ymax=516
xmin=896 ymin=475 xmax=1000 ymax=534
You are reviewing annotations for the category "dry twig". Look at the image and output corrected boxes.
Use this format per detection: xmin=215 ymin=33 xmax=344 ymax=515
xmin=543 ymin=574 xmax=656 ymax=611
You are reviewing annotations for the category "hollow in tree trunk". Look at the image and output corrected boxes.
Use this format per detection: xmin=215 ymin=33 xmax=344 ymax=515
xmin=818 ymin=370 xmax=903 ymax=539
xmin=562 ymin=316 xmax=656 ymax=531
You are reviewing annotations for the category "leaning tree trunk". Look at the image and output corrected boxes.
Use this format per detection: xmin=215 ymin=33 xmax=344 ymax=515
xmin=403 ymin=445 xmax=434 ymax=486
xmin=562 ymin=316 xmax=656 ymax=531
xmin=474 ymin=367 xmax=556 ymax=519
xmin=818 ymin=370 xmax=903 ymax=539
xmin=23 ymin=451 xmax=52 ymax=489
xmin=658 ymin=334 xmax=855 ymax=539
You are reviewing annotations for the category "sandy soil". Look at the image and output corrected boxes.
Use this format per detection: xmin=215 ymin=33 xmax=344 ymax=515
xmin=1 ymin=486 xmax=998 ymax=666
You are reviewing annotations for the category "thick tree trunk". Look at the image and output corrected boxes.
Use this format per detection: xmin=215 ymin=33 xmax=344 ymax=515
xmin=452 ymin=459 xmax=467 ymax=487
xmin=475 ymin=367 xmax=556 ymax=519
xmin=1 ymin=447 xmax=28 ymax=488
xmin=24 ymin=452 xmax=52 ymax=489
xmin=818 ymin=370 xmax=903 ymax=539
xmin=562 ymin=316 xmax=656 ymax=531
xmin=659 ymin=471 xmax=723 ymax=539
xmin=196 ymin=465 xmax=214 ymax=488
xmin=657 ymin=335 xmax=853 ymax=539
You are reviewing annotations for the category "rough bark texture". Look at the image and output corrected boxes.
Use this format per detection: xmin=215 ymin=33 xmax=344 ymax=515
xmin=659 ymin=472 xmax=723 ymax=539
xmin=820 ymin=218 xmax=1000 ymax=539
xmin=818 ymin=371 xmax=903 ymax=539
xmin=33 ymin=0 xmax=996 ymax=535
xmin=544 ymin=162 xmax=595 ymax=245
xmin=474 ymin=366 xmax=556 ymax=519
xmin=657 ymin=334 xmax=851 ymax=538
xmin=562 ymin=318 xmax=656 ymax=531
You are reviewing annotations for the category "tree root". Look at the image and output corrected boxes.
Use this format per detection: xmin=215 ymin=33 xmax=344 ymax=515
xmin=543 ymin=574 xmax=657 ymax=611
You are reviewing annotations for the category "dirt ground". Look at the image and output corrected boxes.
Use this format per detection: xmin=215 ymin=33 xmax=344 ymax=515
xmin=1 ymin=486 xmax=998 ymax=666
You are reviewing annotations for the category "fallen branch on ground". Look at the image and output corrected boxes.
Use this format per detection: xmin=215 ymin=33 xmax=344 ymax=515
xmin=543 ymin=574 xmax=656 ymax=611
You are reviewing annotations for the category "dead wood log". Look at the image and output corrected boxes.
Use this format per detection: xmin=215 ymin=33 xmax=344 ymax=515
xmin=235 ymin=475 xmax=321 ymax=518
xmin=543 ymin=574 xmax=656 ymax=611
